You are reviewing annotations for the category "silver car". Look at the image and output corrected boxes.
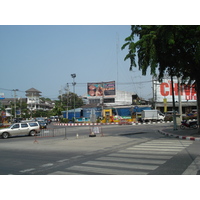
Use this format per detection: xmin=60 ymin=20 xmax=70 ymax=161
xmin=0 ymin=122 xmax=40 ymax=139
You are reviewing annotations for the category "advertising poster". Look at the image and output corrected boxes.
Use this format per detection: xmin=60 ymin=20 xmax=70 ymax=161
xmin=0 ymin=93 xmax=5 ymax=99
xmin=155 ymin=78 xmax=196 ymax=102
xmin=87 ymin=81 xmax=115 ymax=97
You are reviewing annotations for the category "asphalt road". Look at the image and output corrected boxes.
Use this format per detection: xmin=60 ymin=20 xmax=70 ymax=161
xmin=0 ymin=123 xmax=200 ymax=175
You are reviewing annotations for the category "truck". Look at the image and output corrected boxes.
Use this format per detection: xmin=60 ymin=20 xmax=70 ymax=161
xmin=141 ymin=110 xmax=165 ymax=122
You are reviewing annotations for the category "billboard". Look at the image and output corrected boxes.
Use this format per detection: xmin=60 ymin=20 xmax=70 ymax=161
xmin=0 ymin=93 xmax=5 ymax=99
xmin=154 ymin=78 xmax=196 ymax=102
xmin=87 ymin=81 xmax=115 ymax=97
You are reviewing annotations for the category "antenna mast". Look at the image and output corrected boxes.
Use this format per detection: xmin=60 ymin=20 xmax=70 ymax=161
xmin=116 ymin=32 xmax=119 ymax=91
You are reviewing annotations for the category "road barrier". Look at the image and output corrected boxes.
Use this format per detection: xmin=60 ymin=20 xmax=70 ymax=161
xmin=118 ymin=119 xmax=132 ymax=125
xmin=54 ymin=122 xmax=119 ymax=126
xmin=34 ymin=127 xmax=67 ymax=143
xmin=89 ymin=125 xmax=104 ymax=137
xmin=54 ymin=121 xmax=175 ymax=127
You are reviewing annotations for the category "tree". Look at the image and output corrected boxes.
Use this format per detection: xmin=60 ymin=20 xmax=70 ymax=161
xmin=122 ymin=25 xmax=200 ymax=132
xmin=50 ymin=101 xmax=64 ymax=116
xmin=58 ymin=92 xmax=83 ymax=110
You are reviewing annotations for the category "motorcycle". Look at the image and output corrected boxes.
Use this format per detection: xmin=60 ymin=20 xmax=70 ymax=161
xmin=180 ymin=120 xmax=198 ymax=129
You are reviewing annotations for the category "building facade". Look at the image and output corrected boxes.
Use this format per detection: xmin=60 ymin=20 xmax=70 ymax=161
xmin=0 ymin=88 xmax=54 ymax=118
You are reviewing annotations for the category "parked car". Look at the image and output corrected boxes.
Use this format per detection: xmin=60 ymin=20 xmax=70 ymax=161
xmin=0 ymin=122 xmax=40 ymax=139
xmin=38 ymin=121 xmax=47 ymax=129
xmin=44 ymin=118 xmax=51 ymax=124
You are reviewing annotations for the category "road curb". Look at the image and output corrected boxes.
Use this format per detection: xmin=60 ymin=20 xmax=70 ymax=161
xmin=158 ymin=130 xmax=200 ymax=141
xmin=54 ymin=121 xmax=173 ymax=127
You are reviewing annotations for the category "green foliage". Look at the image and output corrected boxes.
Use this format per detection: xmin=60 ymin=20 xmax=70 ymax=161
xmin=58 ymin=92 xmax=84 ymax=110
xmin=122 ymin=25 xmax=200 ymax=81
xmin=60 ymin=118 xmax=69 ymax=123
xmin=122 ymin=25 xmax=200 ymax=128
xmin=164 ymin=116 xmax=173 ymax=122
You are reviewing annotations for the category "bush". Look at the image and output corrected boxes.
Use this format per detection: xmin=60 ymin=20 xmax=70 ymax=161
xmin=60 ymin=118 xmax=69 ymax=123
xmin=164 ymin=116 xmax=173 ymax=121
xmin=183 ymin=115 xmax=197 ymax=120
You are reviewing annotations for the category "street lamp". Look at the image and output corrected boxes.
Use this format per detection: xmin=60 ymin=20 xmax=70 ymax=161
xmin=71 ymin=73 xmax=76 ymax=122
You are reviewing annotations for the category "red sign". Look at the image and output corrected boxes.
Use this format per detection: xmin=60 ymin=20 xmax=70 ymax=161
xmin=156 ymin=79 xmax=196 ymax=102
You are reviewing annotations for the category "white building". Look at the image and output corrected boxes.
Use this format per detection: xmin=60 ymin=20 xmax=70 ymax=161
xmin=26 ymin=88 xmax=41 ymax=111
xmin=25 ymin=88 xmax=54 ymax=111
xmin=82 ymin=90 xmax=138 ymax=106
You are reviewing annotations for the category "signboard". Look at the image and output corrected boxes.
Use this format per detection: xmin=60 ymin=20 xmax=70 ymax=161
xmin=87 ymin=81 xmax=115 ymax=97
xmin=154 ymin=78 xmax=196 ymax=102
xmin=0 ymin=93 xmax=5 ymax=99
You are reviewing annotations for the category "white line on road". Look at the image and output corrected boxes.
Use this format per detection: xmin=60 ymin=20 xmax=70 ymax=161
xmin=96 ymin=156 xmax=166 ymax=165
xmin=83 ymin=160 xmax=159 ymax=170
xmin=57 ymin=159 xmax=69 ymax=163
xmin=20 ymin=168 xmax=35 ymax=173
xmin=107 ymin=153 xmax=173 ymax=160
xmin=41 ymin=163 xmax=54 ymax=167
xmin=48 ymin=171 xmax=82 ymax=175
xmin=66 ymin=165 xmax=148 ymax=175
xmin=127 ymin=147 xmax=182 ymax=152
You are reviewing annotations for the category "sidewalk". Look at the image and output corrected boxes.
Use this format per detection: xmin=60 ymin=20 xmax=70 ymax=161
xmin=159 ymin=127 xmax=200 ymax=141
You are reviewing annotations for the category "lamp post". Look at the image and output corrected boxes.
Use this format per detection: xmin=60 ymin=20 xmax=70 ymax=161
xmin=71 ymin=73 xmax=76 ymax=122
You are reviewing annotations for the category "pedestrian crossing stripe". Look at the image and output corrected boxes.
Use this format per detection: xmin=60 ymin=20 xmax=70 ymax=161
xmin=48 ymin=139 xmax=194 ymax=175
xmin=107 ymin=153 xmax=173 ymax=160
xmin=96 ymin=156 xmax=166 ymax=165
xmin=67 ymin=165 xmax=148 ymax=175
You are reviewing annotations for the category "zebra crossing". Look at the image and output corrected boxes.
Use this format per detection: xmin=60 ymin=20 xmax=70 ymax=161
xmin=48 ymin=139 xmax=193 ymax=175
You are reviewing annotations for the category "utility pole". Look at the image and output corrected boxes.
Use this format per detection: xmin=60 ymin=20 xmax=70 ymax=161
xmin=101 ymin=81 xmax=104 ymax=117
xmin=59 ymin=87 xmax=63 ymax=106
xmin=66 ymin=83 xmax=70 ymax=119
xmin=12 ymin=89 xmax=19 ymax=118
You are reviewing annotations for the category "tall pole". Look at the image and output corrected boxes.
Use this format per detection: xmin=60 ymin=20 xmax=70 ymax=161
xmin=13 ymin=89 xmax=19 ymax=118
xmin=101 ymin=82 xmax=104 ymax=117
xmin=66 ymin=83 xmax=69 ymax=119
xmin=171 ymin=76 xmax=177 ymax=130
xmin=178 ymin=77 xmax=182 ymax=121
xmin=71 ymin=73 xmax=76 ymax=122
xmin=31 ymin=92 xmax=33 ymax=119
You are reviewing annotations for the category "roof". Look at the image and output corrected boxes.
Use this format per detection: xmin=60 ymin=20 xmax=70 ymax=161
xmin=25 ymin=88 xmax=41 ymax=93
xmin=0 ymin=98 xmax=27 ymax=106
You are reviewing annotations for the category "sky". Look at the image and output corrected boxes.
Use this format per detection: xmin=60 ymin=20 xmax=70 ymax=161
xmin=0 ymin=1 xmax=197 ymax=102
xmin=0 ymin=25 xmax=153 ymax=100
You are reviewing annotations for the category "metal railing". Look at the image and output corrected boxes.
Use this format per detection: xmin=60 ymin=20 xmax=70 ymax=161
xmin=34 ymin=127 xmax=67 ymax=143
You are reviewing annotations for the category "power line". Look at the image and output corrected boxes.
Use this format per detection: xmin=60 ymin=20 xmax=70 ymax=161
xmin=0 ymin=87 xmax=25 ymax=93
xmin=67 ymin=80 xmax=152 ymax=86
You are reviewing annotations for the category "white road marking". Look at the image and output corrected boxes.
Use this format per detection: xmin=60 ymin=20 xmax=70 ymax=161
xmin=96 ymin=156 xmax=166 ymax=165
xmin=83 ymin=160 xmax=159 ymax=170
xmin=66 ymin=165 xmax=148 ymax=175
xmin=57 ymin=159 xmax=69 ymax=163
xmin=20 ymin=168 xmax=35 ymax=173
xmin=41 ymin=163 xmax=54 ymax=167
xmin=48 ymin=171 xmax=82 ymax=175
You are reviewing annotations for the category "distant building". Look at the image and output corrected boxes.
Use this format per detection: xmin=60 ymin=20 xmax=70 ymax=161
xmin=26 ymin=88 xmax=41 ymax=111
xmin=82 ymin=90 xmax=140 ymax=106
xmin=0 ymin=88 xmax=54 ymax=117
xmin=25 ymin=88 xmax=54 ymax=111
